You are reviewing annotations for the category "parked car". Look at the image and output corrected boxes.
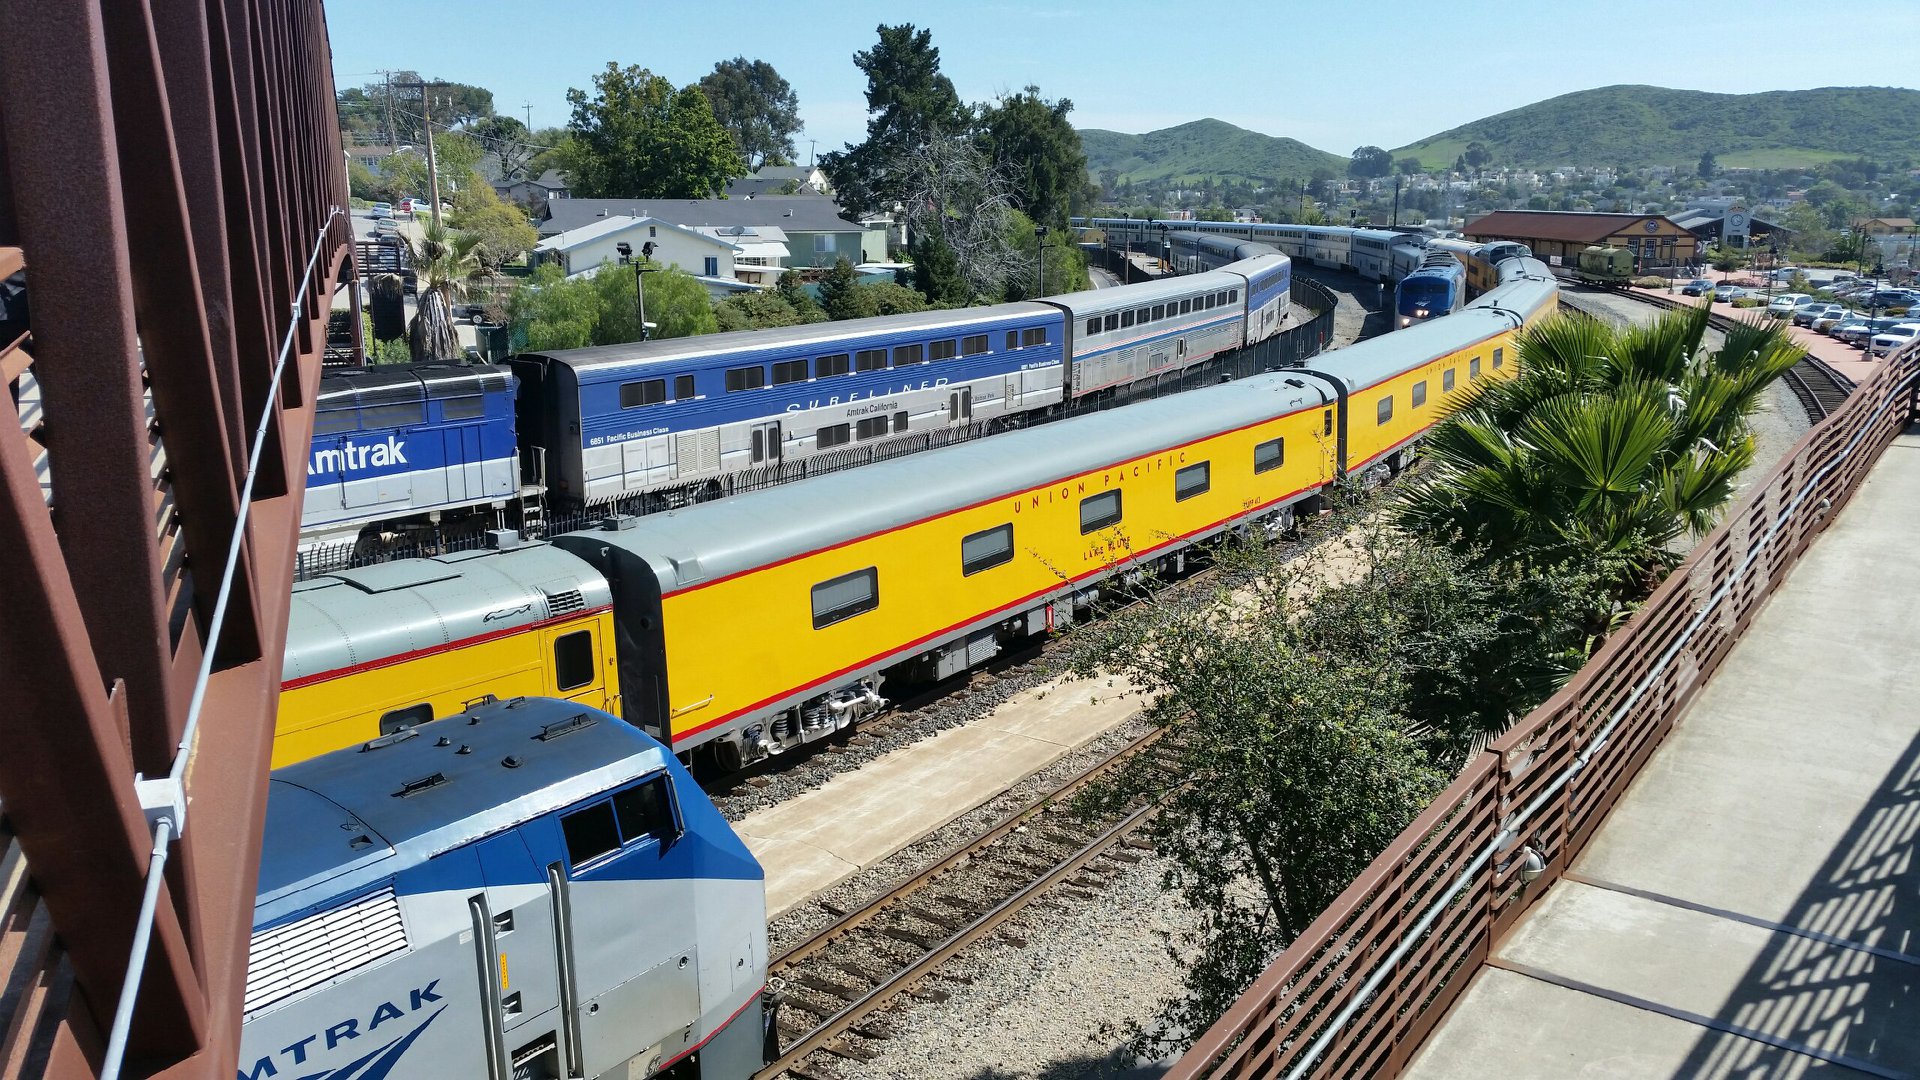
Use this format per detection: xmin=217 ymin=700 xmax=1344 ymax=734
xmin=1795 ymin=303 xmax=1846 ymax=328
xmin=1765 ymin=293 xmax=1813 ymax=317
xmin=374 ymin=218 xmax=400 ymax=233
xmin=1679 ymin=278 xmax=1715 ymax=296
xmin=1837 ymin=316 xmax=1903 ymax=346
xmin=369 ymin=202 xmax=393 ymax=220
xmin=1863 ymin=290 xmax=1918 ymax=309
xmin=1815 ymin=310 xmax=1856 ymax=333
xmin=1712 ymin=284 xmax=1747 ymax=302
xmin=1766 ymin=266 xmax=1801 ymax=283
xmin=1868 ymin=323 xmax=1920 ymax=357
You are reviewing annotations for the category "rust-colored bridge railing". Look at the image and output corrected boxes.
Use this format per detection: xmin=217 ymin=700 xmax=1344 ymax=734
xmin=0 ymin=1 xmax=351 ymax=1076
xmin=1168 ymin=340 xmax=1920 ymax=1080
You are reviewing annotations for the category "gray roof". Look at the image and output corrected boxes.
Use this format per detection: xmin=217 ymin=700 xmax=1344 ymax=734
xmin=283 ymin=543 xmax=609 ymax=682
xmin=540 ymin=196 xmax=859 ymax=238
xmin=255 ymin=698 xmax=665 ymax=924
xmin=551 ymin=266 xmax=1557 ymax=591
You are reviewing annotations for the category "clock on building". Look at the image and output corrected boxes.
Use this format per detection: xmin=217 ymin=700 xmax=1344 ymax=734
xmin=1643 ymin=219 xmax=1660 ymax=233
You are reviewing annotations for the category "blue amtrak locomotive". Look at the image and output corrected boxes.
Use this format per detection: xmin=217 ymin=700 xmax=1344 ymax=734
xmin=1396 ymin=252 xmax=1466 ymax=327
xmin=239 ymin=697 xmax=770 ymax=1080
xmin=305 ymin=364 xmax=520 ymax=547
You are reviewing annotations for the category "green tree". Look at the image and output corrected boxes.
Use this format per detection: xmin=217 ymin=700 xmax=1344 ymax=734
xmin=508 ymin=263 xmax=599 ymax=351
xmin=817 ymin=257 xmax=877 ymax=321
xmin=714 ymin=290 xmax=805 ymax=332
xmin=1000 ymin=209 xmax=1090 ymax=300
xmin=1464 ymin=140 xmax=1492 ymax=173
xmin=1348 ymin=145 xmax=1391 ymax=179
xmin=1395 ymin=307 xmax=1805 ymax=614
xmin=589 ymin=261 xmax=717 ymax=341
xmin=1697 ymin=149 xmax=1718 ymax=178
xmin=1780 ymin=201 xmax=1831 ymax=259
xmin=1395 ymin=156 xmax=1422 ymax=175
xmin=448 ymin=182 xmax=538 ymax=273
xmin=561 ymin=63 xmax=744 ymax=198
xmin=468 ymin=115 xmax=544 ymax=182
xmin=402 ymin=220 xmax=486 ymax=361
xmin=911 ymin=228 xmax=969 ymax=306
xmin=697 ymin=57 xmax=803 ymax=170
xmin=864 ymin=281 xmax=929 ymax=315
xmin=975 ymin=85 xmax=1094 ymax=229
xmin=775 ymin=270 xmax=829 ymax=322
xmin=821 ymin=23 xmax=971 ymax=217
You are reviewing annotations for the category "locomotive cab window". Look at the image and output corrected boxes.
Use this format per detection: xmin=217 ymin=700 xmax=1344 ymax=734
xmin=620 ymin=379 xmax=666 ymax=408
xmin=1412 ymin=381 xmax=1428 ymax=408
xmin=613 ymin=774 xmax=680 ymax=848
xmin=1377 ymin=396 xmax=1394 ymax=425
xmin=1175 ymin=461 xmax=1211 ymax=501
xmin=773 ymin=359 xmax=809 ymax=385
xmin=554 ymin=630 xmax=594 ymax=692
xmin=726 ymin=366 xmax=765 ymax=392
xmin=379 ymin=703 xmax=433 ymax=735
xmin=1254 ymin=438 xmax=1285 ymax=474
xmin=961 ymin=523 xmax=1014 ymax=576
xmin=561 ymin=802 xmax=620 ymax=868
xmin=1080 ymin=490 xmax=1123 ymax=533
xmin=812 ymin=568 xmax=879 ymax=629
xmin=1443 ymin=368 xmax=1456 ymax=392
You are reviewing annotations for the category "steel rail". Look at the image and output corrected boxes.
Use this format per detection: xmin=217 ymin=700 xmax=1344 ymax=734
xmin=1271 ymin=352 xmax=1920 ymax=1080
xmin=758 ymin=801 xmax=1158 ymax=1078
xmin=99 ymin=209 xmax=343 ymax=1080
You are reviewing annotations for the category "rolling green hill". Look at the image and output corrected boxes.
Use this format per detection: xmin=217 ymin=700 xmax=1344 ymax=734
xmin=1392 ymin=85 xmax=1920 ymax=170
xmin=1078 ymin=118 xmax=1346 ymax=185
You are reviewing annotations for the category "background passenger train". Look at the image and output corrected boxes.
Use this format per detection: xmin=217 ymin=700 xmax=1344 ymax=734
xmin=274 ymin=258 xmax=1557 ymax=772
xmin=240 ymin=698 xmax=770 ymax=1080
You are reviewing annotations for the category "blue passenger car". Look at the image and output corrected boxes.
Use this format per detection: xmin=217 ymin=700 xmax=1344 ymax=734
xmin=1396 ymin=253 xmax=1465 ymax=327
xmin=512 ymin=305 xmax=1065 ymax=505
xmin=304 ymin=363 xmax=519 ymax=544
xmin=239 ymin=697 xmax=771 ymax=1080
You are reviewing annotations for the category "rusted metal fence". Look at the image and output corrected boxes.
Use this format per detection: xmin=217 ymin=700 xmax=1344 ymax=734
xmin=0 ymin=0 xmax=351 ymax=1076
xmin=1168 ymin=341 xmax=1920 ymax=1080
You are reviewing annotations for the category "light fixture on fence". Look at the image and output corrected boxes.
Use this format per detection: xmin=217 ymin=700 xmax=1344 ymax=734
xmin=1518 ymin=846 xmax=1546 ymax=884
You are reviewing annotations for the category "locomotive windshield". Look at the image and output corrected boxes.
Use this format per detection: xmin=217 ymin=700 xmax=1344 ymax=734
xmin=1398 ymin=278 xmax=1452 ymax=316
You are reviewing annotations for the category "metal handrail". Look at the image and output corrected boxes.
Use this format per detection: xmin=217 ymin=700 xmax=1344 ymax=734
xmin=100 ymin=209 xmax=345 ymax=1080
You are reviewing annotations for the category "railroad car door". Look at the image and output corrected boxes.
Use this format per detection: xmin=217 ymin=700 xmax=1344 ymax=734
xmin=947 ymin=388 xmax=972 ymax=425
xmin=750 ymin=420 xmax=782 ymax=466
xmin=545 ymin=624 xmax=608 ymax=711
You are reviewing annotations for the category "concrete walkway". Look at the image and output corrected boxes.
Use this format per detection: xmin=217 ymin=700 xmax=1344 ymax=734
xmin=1404 ymin=432 xmax=1920 ymax=1080
xmin=737 ymin=677 xmax=1149 ymax=920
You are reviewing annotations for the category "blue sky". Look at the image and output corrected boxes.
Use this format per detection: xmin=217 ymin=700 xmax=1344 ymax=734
xmin=326 ymin=0 xmax=1920 ymax=158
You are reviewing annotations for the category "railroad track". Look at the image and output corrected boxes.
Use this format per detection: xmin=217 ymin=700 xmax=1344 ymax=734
xmin=1607 ymin=287 xmax=1856 ymax=421
xmin=755 ymin=726 xmax=1175 ymax=1079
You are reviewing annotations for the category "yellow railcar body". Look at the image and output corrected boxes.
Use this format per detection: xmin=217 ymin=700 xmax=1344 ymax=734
xmin=1346 ymin=325 xmax=1527 ymax=472
xmin=274 ymin=607 xmax=619 ymax=767
xmin=660 ymin=403 xmax=1335 ymax=746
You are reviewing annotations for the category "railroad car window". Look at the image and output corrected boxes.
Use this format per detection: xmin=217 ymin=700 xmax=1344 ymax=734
xmin=1201 ymin=294 xmax=1214 ymax=310
xmin=561 ymin=801 xmax=621 ymax=868
xmin=817 ymin=424 xmax=851 ymax=449
xmin=961 ymin=523 xmax=1014 ymax=576
xmin=1086 ymin=318 xmax=1101 ymax=336
xmin=856 ymin=416 xmax=889 ymax=441
xmin=1103 ymin=314 xmax=1118 ymax=332
xmin=1023 ymin=327 xmax=1048 ymax=346
xmin=613 ymin=775 xmax=678 ymax=846
xmin=726 ymin=366 xmax=765 ymax=392
xmin=1136 ymin=307 xmax=1151 ymax=324
xmin=619 ymin=379 xmax=667 ymax=408
xmin=1175 ymin=461 xmax=1211 ymax=502
xmin=812 ymin=567 xmax=879 ymax=629
xmin=1153 ymin=304 xmax=1166 ymax=320
xmin=674 ymin=374 xmax=696 ymax=400
xmin=1217 ymin=291 xmax=1229 ymax=307
xmin=856 ymin=349 xmax=888 ymax=372
xmin=1230 ymin=290 xmax=1240 ymax=303
xmin=773 ymin=359 xmax=810 ymax=385
xmin=1180 ymin=299 xmax=1192 ymax=315
xmin=1412 ymin=381 xmax=1428 ymax=408
xmin=312 ymin=410 xmax=358 ymax=435
xmin=378 ymin=703 xmax=433 ymax=735
xmin=554 ymin=631 xmax=594 ymax=692
xmin=1493 ymin=347 xmax=1505 ymax=369
xmin=1324 ymin=410 xmax=1333 ymax=436
xmin=751 ymin=429 xmax=764 ymax=463
xmin=1254 ymin=438 xmax=1285 ymax=474
xmin=816 ymin=353 xmax=851 ymax=378
xmin=893 ymin=411 xmax=909 ymax=433
xmin=1470 ymin=357 xmax=1482 ymax=379
xmin=1120 ymin=310 xmax=1135 ymax=328
xmin=931 ymin=339 xmax=958 ymax=361
xmin=361 ymin=401 xmax=425 ymax=427
xmin=1377 ymin=396 xmax=1394 ymax=425
xmin=1006 ymin=331 xmax=1019 ymax=351
xmin=962 ymin=335 xmax=989 ymax=356
xmin=1080 ymin=490 xmax=1123 ymax=534
xmin=894 ymin=343 xmax=926 ymax=366
xmin=1443 ymin=369 xmax=1456 ymax=392
xmin=441 ymin=396 xmax=485 ymax=420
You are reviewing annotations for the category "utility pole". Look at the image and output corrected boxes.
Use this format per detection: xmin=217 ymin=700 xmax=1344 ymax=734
xmin=808 ymin=139 xmax=817 ymax=168
xmin=523 ymin=101 xmax=533 ymax=129
xmin=381 ymin=70 xmax=399 ymax=152
xmin=420 ymin=85 xmax=442 ymax=229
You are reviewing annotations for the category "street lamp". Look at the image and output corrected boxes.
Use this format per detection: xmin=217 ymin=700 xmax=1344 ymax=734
xmin=1034 ymin=225 xmax=1049 ymax=297
xmin=615 ymin=241 xmax=660 ymax=340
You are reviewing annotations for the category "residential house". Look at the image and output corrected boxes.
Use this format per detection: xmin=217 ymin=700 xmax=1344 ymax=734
xmin=1862 ymin=217 xmax=1917 ymax=237
xmin=495 ymin=169 xmax=570 ymax=212
xmin=690 ymin=225 xmax=788 ymax=288
xmin=538 ymin=197 xmax=878 ymax=270
xmin=724 ymin=165 xmax=831 ymax=200
xmin=532 ymin=215 xmax=756 ymax=300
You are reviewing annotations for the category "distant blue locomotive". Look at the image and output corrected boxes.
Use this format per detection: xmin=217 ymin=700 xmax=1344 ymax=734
xmin=305 ymin=363 xmax=520 ymax=546
xmin=1396 ymin=252 xmax=1466 ymax=327
xmin=239 ymin=697 xmax=771 ymax=1080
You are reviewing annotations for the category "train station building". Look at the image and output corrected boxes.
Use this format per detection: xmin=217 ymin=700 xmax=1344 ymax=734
xmin=1464 ymin=210 xmax=1701 ymax=272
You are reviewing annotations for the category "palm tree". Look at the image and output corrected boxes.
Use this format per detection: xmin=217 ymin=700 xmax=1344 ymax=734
xmin=1395 ymin=304 xmax=1804 ymax=608
xmin=401 ymin=220 xmax=486 ymax=362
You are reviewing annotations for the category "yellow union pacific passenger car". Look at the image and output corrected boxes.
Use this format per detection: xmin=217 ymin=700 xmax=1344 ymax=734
xmin=275 ymin=545 xmax=619 ymax=767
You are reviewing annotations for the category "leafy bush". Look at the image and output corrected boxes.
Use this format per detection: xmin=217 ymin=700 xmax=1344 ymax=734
xmin=1731 ymin=297 xmax=1767 ymax=308
xmin=1632 ymin=276 xmax=1668 ymax=288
